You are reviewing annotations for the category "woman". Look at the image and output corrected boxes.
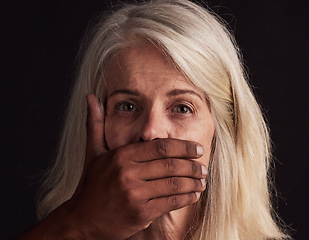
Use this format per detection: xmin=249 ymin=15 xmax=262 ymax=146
xmin=18 ymin=0 xmax=289 ymax=239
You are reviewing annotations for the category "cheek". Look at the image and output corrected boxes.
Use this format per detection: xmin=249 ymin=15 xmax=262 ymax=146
xmin=172 ymin=117 xmax=214 ymax=167
xmin=105 ymin=115 xmax=136 ymax=150
xmin=197 ymin=127 xmax=214 ymax=168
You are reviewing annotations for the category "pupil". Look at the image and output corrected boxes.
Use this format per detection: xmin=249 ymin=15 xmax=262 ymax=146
xmin=124 ymin=104 xmax=133 ymax=111
xmin=178 ymin=105 xmax=187 ymax=113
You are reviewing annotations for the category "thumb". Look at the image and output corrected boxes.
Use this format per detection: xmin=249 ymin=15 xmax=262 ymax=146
xmin=86 ymin=93 xmax=107 ymax=158
xmin=74 ymin=94 xmax=107 ymax=197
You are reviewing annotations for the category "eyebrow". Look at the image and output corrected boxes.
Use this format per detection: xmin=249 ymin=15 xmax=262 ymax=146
xmin=108 ymin=89 xmax=140 ymax=97
xmin=108 ymin=88 xmax=204 ymax=101
xmin=167 ymin=89 xmax=204 ymax=101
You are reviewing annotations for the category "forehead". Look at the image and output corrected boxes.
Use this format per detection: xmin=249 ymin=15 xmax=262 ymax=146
xmin=105 ymin=43 xmax=199 ymax=93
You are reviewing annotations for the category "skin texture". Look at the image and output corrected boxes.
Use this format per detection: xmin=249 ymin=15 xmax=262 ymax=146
xmin=16 ymin=43 xmax=215 ymax=240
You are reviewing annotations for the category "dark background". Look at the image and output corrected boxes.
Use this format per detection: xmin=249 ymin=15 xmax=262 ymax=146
xmin=2 ymin=0 xmax=308 ymax=239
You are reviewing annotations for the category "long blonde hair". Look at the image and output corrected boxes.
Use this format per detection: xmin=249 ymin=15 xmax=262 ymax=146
xmin=37 ymin=0 xmax=288 ymax=239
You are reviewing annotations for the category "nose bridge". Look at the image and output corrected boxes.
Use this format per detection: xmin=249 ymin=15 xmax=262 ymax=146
xmin=140 ymin=105 xmax=168 ymax=141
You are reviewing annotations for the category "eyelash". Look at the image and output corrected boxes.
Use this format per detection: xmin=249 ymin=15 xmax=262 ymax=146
xmin=115 ymin=101 xmax=195 ymax=115
xmin=116 ymin=102 xmax=139 ymax=113
xmin=170 ymin=103 xmax=194 ymax=114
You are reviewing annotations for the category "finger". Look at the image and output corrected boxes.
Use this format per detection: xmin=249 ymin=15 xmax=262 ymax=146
xmin=137 ymin=158 xmax=207 ymax=180
xmin=117 ymin=138 xmax=204 ymax=163
xmin=143 ymin=177 xmax=206 ymax=199
xmin=146 ymin=192 xmax=201 ymax=219
xmin=86 ymin=93 xmax=107 ymax=157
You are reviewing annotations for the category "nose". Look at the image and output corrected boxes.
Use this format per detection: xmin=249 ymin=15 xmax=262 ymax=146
xmin=139 ymin=108 xmax=169 ymax=141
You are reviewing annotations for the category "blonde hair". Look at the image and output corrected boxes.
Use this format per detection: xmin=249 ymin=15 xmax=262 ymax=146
xmin=37 ymin=0 xmax=289 ymax=239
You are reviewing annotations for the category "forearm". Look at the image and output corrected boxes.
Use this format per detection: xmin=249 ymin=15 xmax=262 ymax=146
xmin=15 ymin=204 xmax=84 ymax=240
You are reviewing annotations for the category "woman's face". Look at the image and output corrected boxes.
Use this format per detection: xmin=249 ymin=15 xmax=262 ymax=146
xmin=104 ymin=43 xmax=215 ymax=166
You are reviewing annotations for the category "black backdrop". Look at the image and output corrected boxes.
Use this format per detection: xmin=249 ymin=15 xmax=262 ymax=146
xmin=2 ymin=0 xmax=308 ymax=239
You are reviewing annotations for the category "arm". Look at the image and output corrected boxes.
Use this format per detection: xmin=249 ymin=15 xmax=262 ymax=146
xmin=16 ymin=94 xmax=207 ymax=240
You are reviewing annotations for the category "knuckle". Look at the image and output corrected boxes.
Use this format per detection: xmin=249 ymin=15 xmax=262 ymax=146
xmin=155 ymin=139 xmax=170 ymax=156
xmin=168 ymin=177 xmax=180 ymax=192
xmin=111 ymin=147 xmax=133 ymax=169
xmin=164 ymin=158 xmax=177 ymax=173
xmin=125 ymin=189 xmax=142 ymax=214
xmin=127 ymin=188 xmax=140 ymax=203
xmin=129 ymin=198 xmax=149 ymax=224
xmin=169 ymin=195 xmax=181 ymax=209
xmin=118 ymin=167 xmax=133 ymax=185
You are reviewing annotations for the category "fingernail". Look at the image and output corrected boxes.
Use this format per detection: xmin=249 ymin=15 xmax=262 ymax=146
xmin=196 ymin=145 xmax=204 ymax=156
xmin=201 ymin=179 xmax=206 ymax=188
xmin=201 ymin=165 xmax=207 ymax=176
xmin=195 ymin=192 xmax=201 ymax=199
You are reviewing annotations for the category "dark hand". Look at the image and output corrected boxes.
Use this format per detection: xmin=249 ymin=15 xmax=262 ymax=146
xmin=68 ymin=94 xmax=207 ymax=239
xmin=15 ymin=94 xmax=207 ymax=240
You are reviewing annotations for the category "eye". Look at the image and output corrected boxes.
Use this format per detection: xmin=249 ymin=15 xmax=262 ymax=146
xmin=172 ymin=104 xmax=193 ymax=114
xmin=117 ymin=102 xmax=137 ymax=112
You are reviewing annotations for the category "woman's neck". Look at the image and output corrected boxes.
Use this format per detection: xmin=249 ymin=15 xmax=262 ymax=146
xmin=127 ymin=205 xmax=192 ymax=240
